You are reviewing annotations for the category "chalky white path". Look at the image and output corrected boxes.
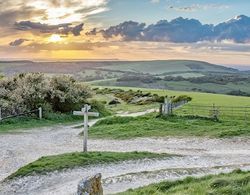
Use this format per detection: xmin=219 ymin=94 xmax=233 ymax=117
xmin=0 ymin=110 xmax=155 ymax=181
xmin=0 ymin=110 xmax=249 ymax=194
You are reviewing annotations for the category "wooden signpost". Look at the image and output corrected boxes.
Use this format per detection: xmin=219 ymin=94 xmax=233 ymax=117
xmin=160 ymin=97 xmax=172 ymax=115
xmin=73 ymin=104 xmax=99 ymax=152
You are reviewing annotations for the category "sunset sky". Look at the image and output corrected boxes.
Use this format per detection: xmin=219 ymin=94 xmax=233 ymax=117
xmin=0 ymin=0 xmax=250 ymax=66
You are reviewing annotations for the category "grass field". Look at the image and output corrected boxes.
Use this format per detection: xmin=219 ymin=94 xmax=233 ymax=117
xmin=88 ymin=87 xmax=250 ymax=139
xmin=0 ymin=61 xmax=30 ymax=72
xmin=0 ymin=60 xmax=237 ymax=76
xmin=119 ymin=170 xmax=250 ymax=195
xmin=101 ymin=60 xmax=236 ymax=75
xmin=7 ymin=151 xmax=170 ymax=180
xmin=0 ymin=113 xmax=83 ymax=133
xmin=96 ymin=86 xmax=250 ymax=107
xmin=89 ymin=114 xmax=249 ymax=139
xmin=92 ymin=86 xmax=250 ymax=122
xmin=93 ymin=79 xmax=250 ymax=97
xmin=165 ymin=80 xmax=250 ymax=94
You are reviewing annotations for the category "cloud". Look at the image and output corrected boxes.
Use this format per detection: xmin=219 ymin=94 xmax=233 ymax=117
xmin=87 ymin=15 xmax=250 ymax=43
xmin=9 ymin=39 xmax=29 ymax=46
xmin=15 ymin=21 xmax=84 ymax=36
xmin=5 ymin=41 xmax=114 ymax=52
xmin=91 ymin=21 xmax=146 ymax=41
xmin=142 ymin=18 xmax=212 ymax=43
xmin=168 ymin=4 xmax=230 ymax=12
xmin=0 ymin=0 xmax=108 ymax=36
xmin=214 ymin=15 xmax=250 ymax=43
xmin=151 ymin=0 xmax=160 ymax=4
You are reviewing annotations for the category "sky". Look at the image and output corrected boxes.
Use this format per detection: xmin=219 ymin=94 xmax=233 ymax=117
xmin=0 ymin=0 xmax=250 ymax=66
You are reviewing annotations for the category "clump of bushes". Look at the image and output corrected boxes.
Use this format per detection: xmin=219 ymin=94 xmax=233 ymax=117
xmin=94 ymin=88 xmax=192 ymax=106
xmin=0 ymin=73 xmax=91 ymax=114
xmin=227 ymin=90 xmax=250 ymax=97
xmin=88 ymin=100 xmax=111 ymax=117
xmin=94 ymin=88 xmax=165 ymax=105
xmin=164 ymin=74 xmax=250 ymax=85
xmin=172 ymin=95 xmax=192 ymax=103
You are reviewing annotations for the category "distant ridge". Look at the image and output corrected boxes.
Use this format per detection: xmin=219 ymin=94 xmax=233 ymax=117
xmin=99 ymin=60 xmax=239 ymax=75
xmin=0 ymin=60 xmax=34 ymax=63
xmin=0 ymin=59 xmax=239 ymax=75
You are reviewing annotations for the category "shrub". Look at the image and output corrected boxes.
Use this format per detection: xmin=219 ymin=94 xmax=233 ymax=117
xmin=0 ymin=73 xmax=92 ymax=114
xmin=172 ymin=95 xmax=192 ymax=103
xmin=0 ymin=73 xmax=50 ymax=113
xmin=88 ymin=99 xmax=111 ymax=117
xmin=48 ymin=75 xmax=91 ymax=112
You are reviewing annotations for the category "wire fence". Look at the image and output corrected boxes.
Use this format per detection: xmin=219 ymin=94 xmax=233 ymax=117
xmin=175 ymin=104 xmax=250 ymax=123
xmin=0 ymin=107 xmax=42 ymax=121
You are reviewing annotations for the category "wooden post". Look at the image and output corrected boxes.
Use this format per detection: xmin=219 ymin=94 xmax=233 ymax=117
xmin=38 ymin=107 xmax=42 ymax=120
xmin=0 ymin=107 xmax=2 ymax=121
xmin=73 ymin=104 xmax=99 ymax=152
xmin=83 ymin=104 xmax=89 ymax=152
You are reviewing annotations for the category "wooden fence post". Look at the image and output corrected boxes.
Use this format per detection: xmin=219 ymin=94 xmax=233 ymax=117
xmin=38 ymin=107 xmax=42 ymax=119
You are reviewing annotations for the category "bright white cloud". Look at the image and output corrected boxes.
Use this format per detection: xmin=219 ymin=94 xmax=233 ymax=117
xmin=168 ymin=3 xmax=230 ymax=12
xmin=151 ymin=0 xmax=160 ymax=3
xmin=0 ymin=0 xmax=109 ymax=25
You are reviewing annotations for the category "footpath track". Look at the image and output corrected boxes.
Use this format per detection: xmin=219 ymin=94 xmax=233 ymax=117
xmin=0 ymin=110 xmax=249 ymax=194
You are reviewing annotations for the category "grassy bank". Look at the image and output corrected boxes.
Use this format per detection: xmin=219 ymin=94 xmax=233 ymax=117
xmin=94 ymin=86 xmax=250 ymax=120
xmin=89 ymin=114 xmax=250 ymax=139
xmin=93 ymin=93 xmax=159 ymax=114
xmin=95 ymin=86 xmax=250 ymax=107
xmin=7 ymin=151 xmax=170 ymax=180
xmin=0 ymin=113 xmax=83 ymax=133
xmin=119 ymin=170 xmax=250 ymax=195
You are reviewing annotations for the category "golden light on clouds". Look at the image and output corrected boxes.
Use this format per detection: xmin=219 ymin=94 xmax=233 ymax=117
xmin=0 ymin=0 xmax=249 ymax=67
xmin=49 ymin=34 xmax=62 ymax=43
xmin=26 ymin=0 xmax=108 ymax=24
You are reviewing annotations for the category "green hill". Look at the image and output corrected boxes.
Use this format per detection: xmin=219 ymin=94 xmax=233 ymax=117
xmin=0 ymin=60 xmax=237 ymax=76
xmin=100 ymin=60 xmax=238 ymax=75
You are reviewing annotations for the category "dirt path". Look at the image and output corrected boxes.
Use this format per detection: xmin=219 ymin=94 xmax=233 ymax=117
xmin=0 ymin=110 xmax=155 ymax=181
xmin=1 ymin=156 xmax=250 ymax=195
xmin=0 ymin=110 xmax=249 ymax=194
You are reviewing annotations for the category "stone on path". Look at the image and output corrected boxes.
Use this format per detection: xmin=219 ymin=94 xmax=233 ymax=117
xmin=77 ymin=173 xmax=103 ymax=195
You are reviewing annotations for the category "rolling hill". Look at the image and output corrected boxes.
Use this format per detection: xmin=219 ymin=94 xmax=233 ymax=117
xmin=99 ymin=60 xmax=238 ymax=75
xmin=0 ymin=60 xmax=238 ymax=76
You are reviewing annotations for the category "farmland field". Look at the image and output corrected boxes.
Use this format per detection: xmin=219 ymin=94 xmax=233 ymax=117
xmin=92 ymin=79 xmax=250 ymax=95
xmin=101 ymin=60 xmax=237 ymax=75
xmin=2 ymin=60 xmax=249 ymax=96
xmin=96 ymin=86 xmax=250 ymax=107
xmin=94 ymin=86 xmax=250 ymax=122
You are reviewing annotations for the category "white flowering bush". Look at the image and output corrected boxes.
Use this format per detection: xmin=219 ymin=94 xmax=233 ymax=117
xmin=48 ymin=75 xmax=92 ymax=112
xmin=0 ymin=73 xmax=91 ymax=114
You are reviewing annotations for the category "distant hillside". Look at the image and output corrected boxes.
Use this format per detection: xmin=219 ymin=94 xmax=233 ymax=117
xmin=99 ymin=60 xmax=238 ymax=75
xmin=0 ymin=60 xmax=238 ymax=75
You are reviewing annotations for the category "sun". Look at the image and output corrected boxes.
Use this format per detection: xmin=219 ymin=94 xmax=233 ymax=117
xmin=49 ymin=34 xmax=62 ymax=42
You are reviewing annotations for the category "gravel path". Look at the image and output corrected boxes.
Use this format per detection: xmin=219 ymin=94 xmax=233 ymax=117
xmin=0 ymin=110 xmax=249 ymax=194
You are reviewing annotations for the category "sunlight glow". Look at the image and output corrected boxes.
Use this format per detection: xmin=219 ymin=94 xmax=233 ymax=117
xmin=49 ymin=34 xmax=62 ymax=43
